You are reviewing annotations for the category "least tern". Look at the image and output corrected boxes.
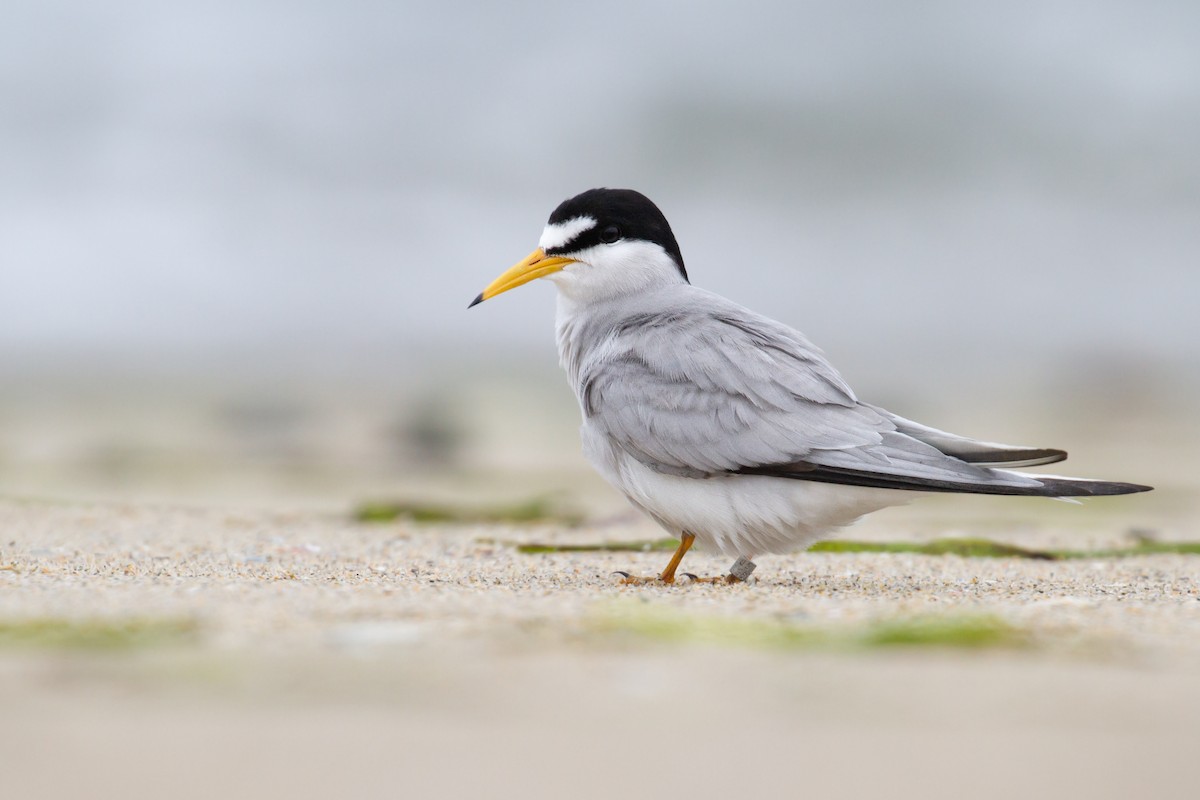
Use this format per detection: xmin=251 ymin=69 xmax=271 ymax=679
xmin=470 ymin=188 xmax=1152 ymax=584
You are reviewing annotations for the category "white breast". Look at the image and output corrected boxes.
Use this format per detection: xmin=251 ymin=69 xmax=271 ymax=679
xmin=580 ymin=424 xmax=910 ymax=557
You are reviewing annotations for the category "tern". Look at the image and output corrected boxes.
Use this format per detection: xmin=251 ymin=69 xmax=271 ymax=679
xmin=469 ymin=188 xmax=1152 ymax=584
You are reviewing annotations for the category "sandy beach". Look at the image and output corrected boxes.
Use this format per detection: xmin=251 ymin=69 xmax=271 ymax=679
xmin=2 ymin=492 xmax=1198 ymax=800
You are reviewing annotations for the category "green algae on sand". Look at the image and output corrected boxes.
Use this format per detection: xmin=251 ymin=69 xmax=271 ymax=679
xmin=515 ymin=536 xmax=1200 ymax=560
xmin=0 ymin=618 xmax=198 ymax=651
xmin=355 ymin=497 xmax=582 ymax=526
xmin=591 ymin=605 xmax=1025 ymax=651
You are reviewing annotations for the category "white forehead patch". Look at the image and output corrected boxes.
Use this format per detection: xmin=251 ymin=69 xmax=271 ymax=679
xmin=538 ymin=216 xmax=596 ymax=251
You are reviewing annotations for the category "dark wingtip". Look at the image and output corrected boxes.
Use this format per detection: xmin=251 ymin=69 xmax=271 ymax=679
xmin=467 ymin=292 xmax=484 ymax=309
xmin=1085 ymin=481 xmax=1155 ymax=496
xmin=1041 ymin=479 xmax=1155 ymax=497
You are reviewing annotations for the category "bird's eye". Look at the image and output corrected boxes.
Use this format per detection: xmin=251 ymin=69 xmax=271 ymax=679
xmin=600 ymin=225 xmax=622 ymax=244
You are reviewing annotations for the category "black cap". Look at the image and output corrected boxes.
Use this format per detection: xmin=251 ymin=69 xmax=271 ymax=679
xmin=544 ymin=188 xmax=688 ymax=282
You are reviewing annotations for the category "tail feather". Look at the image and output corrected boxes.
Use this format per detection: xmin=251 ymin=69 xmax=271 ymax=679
xmin=739 ymin=407 xmax=1154 ymax=497
xmin=871 ymin=406 xmax=1069 ymax=468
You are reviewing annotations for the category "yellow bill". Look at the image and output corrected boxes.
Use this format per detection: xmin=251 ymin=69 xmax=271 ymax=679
xmin=468 ymin=249 xmax=576 ymax=307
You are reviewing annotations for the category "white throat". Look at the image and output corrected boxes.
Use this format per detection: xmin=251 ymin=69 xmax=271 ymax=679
xmin=545 ymin=240 xmax=686 ymax=306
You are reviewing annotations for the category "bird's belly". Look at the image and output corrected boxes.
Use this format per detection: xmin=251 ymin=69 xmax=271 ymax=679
xmin=582 ymin=426 xmax=911 ymax=557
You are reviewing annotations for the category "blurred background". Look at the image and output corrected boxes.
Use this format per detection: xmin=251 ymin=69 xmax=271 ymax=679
xmin=2 ymin=0 xmax=1197 ymax=516
xmin=2 ymin=7 xmax=1198 ymax=795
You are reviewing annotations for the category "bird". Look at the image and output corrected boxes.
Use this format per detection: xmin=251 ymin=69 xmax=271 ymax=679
xmin=469 ymin=188 xmax=1153 ymax=584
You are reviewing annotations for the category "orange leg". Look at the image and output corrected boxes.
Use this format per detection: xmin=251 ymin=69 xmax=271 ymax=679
xmin=615 ymin=538 xmax=756 ymax=585
xmin=616 ymin=532 xmax=694 ymax=585
xmin=658 ymin=532 xmax=695 ymax=583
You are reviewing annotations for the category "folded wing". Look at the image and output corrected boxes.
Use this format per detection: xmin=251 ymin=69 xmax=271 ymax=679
xmin=582 ymin=293 xmax=1151 ymax=497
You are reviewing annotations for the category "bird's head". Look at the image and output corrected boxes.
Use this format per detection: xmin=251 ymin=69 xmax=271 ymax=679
xmin=469 ymin=188 xmax=688 ymax=308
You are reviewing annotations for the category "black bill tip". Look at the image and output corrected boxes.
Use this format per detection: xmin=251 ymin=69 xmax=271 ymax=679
xmin=467 ymin=292 xmax=484 ymax=309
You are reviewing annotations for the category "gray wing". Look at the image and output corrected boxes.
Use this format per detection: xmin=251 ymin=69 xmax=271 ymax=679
xmin=580 ymin=305 xmax=887 ymax=478
xmin=582 ymin=292 xmax=1150 ymax=497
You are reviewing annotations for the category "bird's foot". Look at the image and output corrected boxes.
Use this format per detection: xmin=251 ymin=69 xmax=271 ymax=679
xmin=613 ymin=556 xmax=757 ymax=586
xmin=610 ymin=571 xmax=744 ymax=586
xmin=680 ymin=573 xmax=744 ymax=585
xmin=611 ymin=571 xmax=679 ymax=585
xmin=681 ymin=557 xmax=757 ymax=584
